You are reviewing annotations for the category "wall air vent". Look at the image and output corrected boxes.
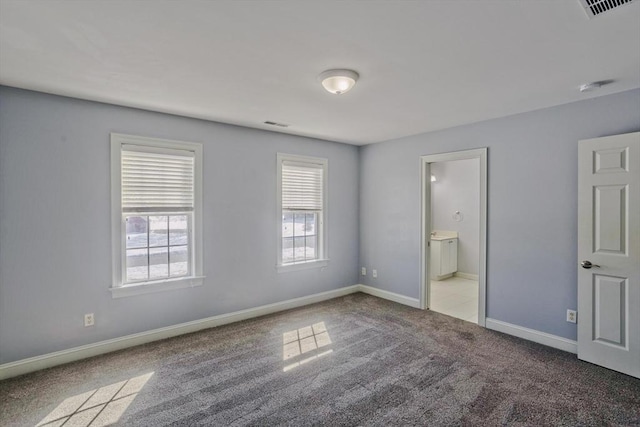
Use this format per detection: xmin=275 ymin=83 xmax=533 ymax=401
xmin=264 ymin=121 xmax=289 ymax=128
xmin=578 ymin=0 xmax=635 ymax=18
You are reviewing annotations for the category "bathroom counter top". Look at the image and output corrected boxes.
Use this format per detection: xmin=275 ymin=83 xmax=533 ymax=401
xmin=430 ymin=230 xmax=458 ymax=241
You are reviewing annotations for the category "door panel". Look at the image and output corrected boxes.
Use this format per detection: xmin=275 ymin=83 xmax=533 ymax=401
xmin=450 ymin=239 xmax=458 ymax=273
xmin=578 ymin=132 xmax=639 ymax=378
xmin=441 ymin=241 xmax=450 ymax=274
xmin=593 ymin=274 xmax=626 ymax=347
xmin=593 ymin=185 xmax=626 ymax=254
xmin=594 ymin=147 xmax=628 ymax=174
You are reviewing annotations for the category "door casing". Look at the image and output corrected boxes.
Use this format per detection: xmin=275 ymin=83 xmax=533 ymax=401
xmin=420 ymin=148 xmax=488 ymax=326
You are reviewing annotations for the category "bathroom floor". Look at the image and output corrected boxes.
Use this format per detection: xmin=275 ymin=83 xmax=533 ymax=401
xmin=430 ymin=276 xmax=478 ymax=323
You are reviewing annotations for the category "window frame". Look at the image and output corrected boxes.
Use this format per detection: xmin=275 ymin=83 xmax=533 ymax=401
xmin=276 ymin=153 xmax=328 ymax=272
xmin=110 ymin=133 xmax=204 ymax=298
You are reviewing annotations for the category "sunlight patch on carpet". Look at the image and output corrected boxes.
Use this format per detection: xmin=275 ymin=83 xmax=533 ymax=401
xmin=283 ymin=321 xmax=333 ymax=371
xmin=37 ymin=372 xmax=153 ymax=427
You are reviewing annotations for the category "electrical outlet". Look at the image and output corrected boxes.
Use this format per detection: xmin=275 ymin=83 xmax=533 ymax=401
xmin=372 ymin=269 xmax=378 ymax=278
xmin=361 ymin=267 xmax=366 ymax=276
xmin=84 ymin=313 xmax=95 ymax=327
xmin=566 ymin=309 xmax=577 ymax=323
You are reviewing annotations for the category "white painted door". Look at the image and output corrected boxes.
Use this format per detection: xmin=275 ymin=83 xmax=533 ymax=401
xmin=577 ymin=132 xmax=640 ymax=378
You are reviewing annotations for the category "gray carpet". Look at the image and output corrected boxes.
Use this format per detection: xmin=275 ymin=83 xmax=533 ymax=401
xmin=1 ymin=293 xmax=639 ymax=426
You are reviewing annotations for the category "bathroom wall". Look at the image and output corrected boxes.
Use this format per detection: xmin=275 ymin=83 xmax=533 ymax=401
xmin=431 ymin=158 xmax=480 ymax=276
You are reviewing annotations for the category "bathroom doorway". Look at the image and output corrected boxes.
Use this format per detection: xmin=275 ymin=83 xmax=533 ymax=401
xmin=420 ymin=149 xmax=487 ymax=326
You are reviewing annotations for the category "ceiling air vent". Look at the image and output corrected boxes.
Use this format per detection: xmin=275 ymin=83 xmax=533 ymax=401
xmin=264 ymin=121 xmax=289 ymax=128
xmin=578 ymin=0 xmax=635 ymax=18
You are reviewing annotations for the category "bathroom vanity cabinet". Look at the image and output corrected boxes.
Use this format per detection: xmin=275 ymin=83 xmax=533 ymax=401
xmin=431 ymin=237 xmax=458 ymax=280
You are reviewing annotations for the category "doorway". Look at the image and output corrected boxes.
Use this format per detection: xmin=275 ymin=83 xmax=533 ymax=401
xmin=420 ymin=148 xmax=487 ymax=326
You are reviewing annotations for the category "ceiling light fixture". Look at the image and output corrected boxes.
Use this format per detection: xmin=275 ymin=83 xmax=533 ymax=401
xmin=579 ymin=82 xmax=602 ymax=92
xmin=318 ymin=69 xmax=359 ymax=95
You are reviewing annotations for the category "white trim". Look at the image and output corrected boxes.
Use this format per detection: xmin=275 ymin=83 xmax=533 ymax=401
xmin=420 ymin=148 xmax=488 ymax=327
xmin=276 ymin=259 xmax=329 ymax=273
xmin=0 ymin=285 xmax=361 ymax=380
xmin=420 ymin=160 xmax=431 ymax=310
xmin=276 ymin=153 xmax=329 ymax=269
xmin=358 ymin=284 xmax=421 ymax=308
xmin=454 ymin=272 xmax=479 ymax=281
xmin=109 ymin=276 xmax=204 ymax=298
xmin=0 ymin=284 xmax=425 ymax=380
xmin=110 ymin=133 xmax=204 ymax=295
xmin=111 ymin=137 xmax=123 ymax=289
xmin=485 ymin=318 xmax=578 ymax=354
xmin=0 ymin=285 xmax=579 ymax=380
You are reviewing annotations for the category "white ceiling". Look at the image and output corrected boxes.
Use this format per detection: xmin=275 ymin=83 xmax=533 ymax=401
xmin=1 ymin=1 xmax=639 ymax=145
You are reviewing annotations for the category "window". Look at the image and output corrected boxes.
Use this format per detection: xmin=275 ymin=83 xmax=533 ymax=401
xmin=277 ymin=153 xmax=328 ymax=271
xmin=111 ymin=133 xmax=203 ymax=297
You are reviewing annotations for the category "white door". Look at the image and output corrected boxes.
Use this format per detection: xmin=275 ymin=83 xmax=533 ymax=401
xmin=577 ymin=132 xmax=640 ymax=378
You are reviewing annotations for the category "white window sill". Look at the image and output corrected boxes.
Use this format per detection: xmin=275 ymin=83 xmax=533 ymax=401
xmin=277 ymin=259 xmax=329 ymax=273
xmin=110 ymin=276 xmax=205 ymax=298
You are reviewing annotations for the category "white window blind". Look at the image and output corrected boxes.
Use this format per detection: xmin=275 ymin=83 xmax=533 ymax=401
xmin=282 ymin=161 xmax=323 ymax=211
xmin=122 ymin=145 xmax=195 ymax=213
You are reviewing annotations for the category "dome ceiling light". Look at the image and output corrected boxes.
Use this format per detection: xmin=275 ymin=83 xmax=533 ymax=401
xmin=318 ymin=69 xmax=359 ymax=95
xmin=579 ymin=82 xmax=602 ymax=92
xmin=579 ymin=80 xmax=613 ymax=93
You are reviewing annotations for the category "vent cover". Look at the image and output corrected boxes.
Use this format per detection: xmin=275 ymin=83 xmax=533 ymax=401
xmin=264 ymin=121 xmax=289 ymax=128
xmin=578 ymin=0 xmax=635 ymax=18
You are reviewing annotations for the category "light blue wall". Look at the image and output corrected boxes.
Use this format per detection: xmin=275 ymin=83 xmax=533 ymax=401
xmin=359 ymin=89 xmax=640 ymax=340
xmin=2 ymin=86 xmax=639 ymax=364
xmin=0 ymin=86 xmax=360 ymax=364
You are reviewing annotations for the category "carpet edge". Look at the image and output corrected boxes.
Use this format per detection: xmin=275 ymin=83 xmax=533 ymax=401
xmin=0 ymin=285 xmax=361 ymax=380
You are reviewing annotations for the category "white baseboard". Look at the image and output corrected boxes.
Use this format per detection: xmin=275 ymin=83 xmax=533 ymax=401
xmin=357 ymin=284 xmax=421 ymax=308
xmin=0 ymin=285 xmax=361 ymax=381
xmin=1 ymin=288 xmax=577 ymax=380
xmin=0 ymin=284 xmax=425 ymax=380
xmin=485 ymin=318 xmax=577 ymax=354
xmin=454 ymin=272 xmax=479 ymax=281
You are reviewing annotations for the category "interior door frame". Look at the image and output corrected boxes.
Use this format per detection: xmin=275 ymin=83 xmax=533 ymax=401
xmin=420 ymin=148 xmax=488 ymax=326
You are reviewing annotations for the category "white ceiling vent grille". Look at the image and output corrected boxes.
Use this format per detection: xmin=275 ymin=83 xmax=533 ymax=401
xmin=578 ymin=0 xmax=635 ymax=18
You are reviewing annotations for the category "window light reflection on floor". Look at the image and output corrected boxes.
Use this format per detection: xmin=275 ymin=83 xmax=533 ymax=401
xmin=36 ymin=372 xmax=153 ymax=427
xmin=283 ymin=321 xmax=333 ymax=372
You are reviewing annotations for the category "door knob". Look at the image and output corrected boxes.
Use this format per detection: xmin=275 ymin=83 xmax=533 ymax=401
xmin=581 ymin=260 xmax=600 ymax=269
